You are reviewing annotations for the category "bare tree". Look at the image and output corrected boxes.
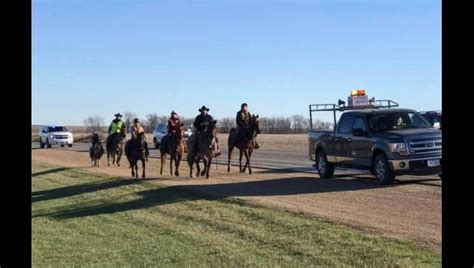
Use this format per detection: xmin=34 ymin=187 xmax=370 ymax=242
xmin=218 ymin=117 xmax=235 ymax=133
xmin=144 ymin=113 xmax=160 ymax=132
xmin=291 ymin=114 xmax=305 ymax=133
xmin=123 ymin=111 xmax=137 ymax=131
xmin=83 ymin=116 xmax=105 ymax=132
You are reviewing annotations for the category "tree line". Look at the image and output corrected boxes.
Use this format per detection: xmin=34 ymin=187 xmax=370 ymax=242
xmin=83 ymin=112 xmax=333 ymax=134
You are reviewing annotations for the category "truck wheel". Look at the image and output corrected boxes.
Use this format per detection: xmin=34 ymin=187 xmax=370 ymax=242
xmin=153 ymin=138 xmax=159 ymax=149
xmin=39 ymin=140 xmax=45 ymax=148
xmin=373 ymin=154 xmax=395 ymax=185
xmin=68 ymin=144 xmax=73 ymax=148
xmin=316 ymin=150 xmax=334 ymax=179
xmin=46 ymin=139 xmax=52 ymax=148
xmin=60 ymin=144 xmax=65 ymax=147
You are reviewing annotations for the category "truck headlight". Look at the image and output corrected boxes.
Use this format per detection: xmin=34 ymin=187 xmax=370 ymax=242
xmin=49 ymin=134 xmax=54 ymax=139
xmin=388 ymin=143 xmax=408 ymax=155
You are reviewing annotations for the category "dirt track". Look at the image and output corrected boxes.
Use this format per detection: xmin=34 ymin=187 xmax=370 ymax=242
xmin=32 ymin=143 xmax=441 ymax=252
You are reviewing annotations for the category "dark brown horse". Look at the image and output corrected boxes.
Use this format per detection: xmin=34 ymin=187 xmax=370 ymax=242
xmin=89 ymin=133 xmax=104 ymax=167
xmin=106 ymin=131 xmax=124 ymax=167
xmin=227 ymin=115 xmax=261 ymax=174
xmin=160 ymin=123 xmax=186 ymax=177
xmin=124 ymin=132 xmax=147 ymax=178
xmin=187 ymin=120 xmax=218 ymax=179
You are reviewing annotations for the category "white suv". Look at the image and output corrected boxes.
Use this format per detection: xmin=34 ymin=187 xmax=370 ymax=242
xmin=39 ymin=125 xmax=74 ymax=148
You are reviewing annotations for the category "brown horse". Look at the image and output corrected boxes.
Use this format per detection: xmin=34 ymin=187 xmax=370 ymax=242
xmin=89 ymin=133 xmax=104 ymax=167
xmin=106 ymin=130 xmax=125 ymax=167
xmin=160 ymin=123 xmax=186 ymax=177
xmin=187 ymin=120 xmax=218 ymax=179
xmin=227 ymin=115 xmax=261 ymax=174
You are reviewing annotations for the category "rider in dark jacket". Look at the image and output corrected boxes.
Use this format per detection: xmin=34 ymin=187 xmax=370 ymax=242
xmin=191 ymin=105 xmax=221 ymax=156
xmin=235 ymin=103 xmax=259 ymax=149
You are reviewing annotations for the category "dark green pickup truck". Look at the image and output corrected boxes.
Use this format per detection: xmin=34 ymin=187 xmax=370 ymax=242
xmin=308 ymin=101 xmax=442 ymax=185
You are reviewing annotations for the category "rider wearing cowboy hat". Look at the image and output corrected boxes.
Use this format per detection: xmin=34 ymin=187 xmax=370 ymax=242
xmin=108 ymin=113 xmax=126 ymax=138
xmin=131 ymin=118 xmax=150 ymax=160
xmin=191 ymin=105 xmax=221 ymax=156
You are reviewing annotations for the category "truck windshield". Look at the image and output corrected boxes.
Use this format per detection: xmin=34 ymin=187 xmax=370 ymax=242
xmin=47 ymin=126 xmax=68 ymax=132
xmin=367 ymin=112 xmax=431 ymax=132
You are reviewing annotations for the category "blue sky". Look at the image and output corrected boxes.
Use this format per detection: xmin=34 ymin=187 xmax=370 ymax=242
xmin=32 ymin=0 xmax=441 ymax=125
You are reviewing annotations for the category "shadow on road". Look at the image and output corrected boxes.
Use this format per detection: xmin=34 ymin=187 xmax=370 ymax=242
xmin=32 ymin=167 xmax=71 ymax=178
xmin=39 ymin=175 xmax=392 ymax=220
xmin=32 ymin=178 xmax=142 ymax=203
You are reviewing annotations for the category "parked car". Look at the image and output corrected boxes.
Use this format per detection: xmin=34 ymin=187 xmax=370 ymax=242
xmin=308 ymin=91 xmax=441 ymax=185
xmin=152 ymin=123 xmax=167 ymax=149
xmin=38 ymin=125 xmax=74 ymax=148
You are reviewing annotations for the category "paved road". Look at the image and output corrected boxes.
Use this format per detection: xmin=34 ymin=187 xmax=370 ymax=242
xmin=32 ymin=142 xmax=441 ymax=182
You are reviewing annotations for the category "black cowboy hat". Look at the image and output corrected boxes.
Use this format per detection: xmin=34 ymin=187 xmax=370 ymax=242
xmin=171 ymin=110 xmax=177 ymax=115
xmin=241 ymin=103 xmax=248 ymax=108
xmin=199 ymin=105 xmax=210 ymax=112
xmin=114 ymin=113 xmax=123 ymax=117
xmin=133 ymin=118 xmax=140 ymax=123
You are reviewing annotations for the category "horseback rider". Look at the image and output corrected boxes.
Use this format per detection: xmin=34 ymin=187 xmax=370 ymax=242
xmin=235 ymin=103 xmax=259 ymax=149
xmin=167 ymin=110 xmax=180 ymax=135
xmin=131 ymin=118 xmax=150 ymax=160
xmin=191 ymin=105 xmax=221 ymax=156
xmin=108 ymin=113 xmax=126 ymax=139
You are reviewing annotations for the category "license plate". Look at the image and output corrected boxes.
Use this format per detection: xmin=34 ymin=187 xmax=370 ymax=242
xmin=427 ymin=159 xmax=440 ymax=167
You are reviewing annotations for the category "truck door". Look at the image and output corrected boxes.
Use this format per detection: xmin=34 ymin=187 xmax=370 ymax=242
xmin=335 ymin=114 xmax=354 ymax=166
xmin=350 ymin=116 xmax=373 ymax=168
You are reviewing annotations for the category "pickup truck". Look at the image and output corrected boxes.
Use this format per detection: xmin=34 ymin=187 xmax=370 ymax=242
xmin=308 ymin=103 xmax=442 ymax=185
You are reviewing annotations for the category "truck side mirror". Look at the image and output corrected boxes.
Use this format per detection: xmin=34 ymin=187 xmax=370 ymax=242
xmin=352 ymin=128 xmax=367 ymax=137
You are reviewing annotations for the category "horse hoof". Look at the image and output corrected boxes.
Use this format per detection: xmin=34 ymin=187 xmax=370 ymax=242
xmin=201 ymin=171 xmax=206 ymax=176
xmin=142 ymin=175 xmax=145 ymax=178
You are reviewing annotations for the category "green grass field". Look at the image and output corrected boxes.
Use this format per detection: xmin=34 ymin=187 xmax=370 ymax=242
xmin=32 ymin=161 xmax=440 ymax=267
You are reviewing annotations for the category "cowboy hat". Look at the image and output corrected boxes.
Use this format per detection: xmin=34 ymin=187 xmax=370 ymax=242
xmin=133 ymin=118 xmax=140 ymax=123
xmin=198 ymin=105 xmax=210 ymax=112
xmin=114 ymin=113 xmax=123 ymax=117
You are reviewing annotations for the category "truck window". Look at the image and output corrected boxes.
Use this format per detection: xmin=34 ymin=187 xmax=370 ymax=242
xmin=368 ymin=112 xmax=431 ymax=132
xmin=352 ymin=117 xmax=367 ymax=131
xmin=338 ymin=115 xmax=355 ymax=134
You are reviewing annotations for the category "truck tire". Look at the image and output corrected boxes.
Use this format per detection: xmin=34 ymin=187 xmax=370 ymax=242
xmin=316 ymin=150 xmax=335 ymax=179
xmin=373 ymin=154 xmax=395 ymax=185
xmin=68 ymin=144 xmax=73 ymax=148
xmin=39 ymin=139 xmax=45 ymax=148
xmin=153 ymin=138 xmax=159 ymax=149
xmin=46 ymin=138 xmax=52 ymax=148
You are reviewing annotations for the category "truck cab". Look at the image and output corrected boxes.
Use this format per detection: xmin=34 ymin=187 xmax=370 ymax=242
xmin=308 ymin=91 xmax=442 ymax=185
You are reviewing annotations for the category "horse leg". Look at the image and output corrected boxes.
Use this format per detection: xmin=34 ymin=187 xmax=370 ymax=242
xmin=160 ymin=153 xmax=165 ymax=175
xmin=131 ymin=162 xmax=135 ymax=177
xmin=117 ymin=150 xmax=122 ymax=167
xmin=107 ymin=152 xmax=110 ymax=166
xmin=174 ymin=154 xmax=180 ymax=177
xmin=188 ymin=157 xmax=194 ymax=178
xmin=206 ymin=156 xmax=212 ymax=179
xmin=201 ymin=157 xmax=207 ymax=177
xmin=142 ymin=158 xmax=146 ymax=178
xmin=135 ymin=163 xmax=138 ymax=178
xmin=243 ymin=149 xmax=252 ymax=174
xmin=227 ymin=144 xmax=234 ymax=173
xmin=170 ymin=154 xmax=174 ymax=176
xmin=239 ymin=149 xmax=243 ymax=173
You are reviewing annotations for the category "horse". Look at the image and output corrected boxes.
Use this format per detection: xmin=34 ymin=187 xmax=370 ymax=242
xmin=160 ymin=123 xmax=186 ymax=177
xmin=227 ymin=115 xmax=261 ymax=174
xmin=124 ymin=132 xmax=147 ymax=178
xmin=89 ymin=133 xmax=104 ymax=167
xmin=106 ymin=130 xmax=124 ymax=166
xmin=187 ymin=120 xmax=219 ymax=179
